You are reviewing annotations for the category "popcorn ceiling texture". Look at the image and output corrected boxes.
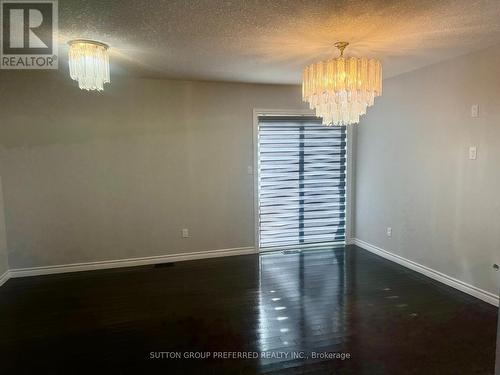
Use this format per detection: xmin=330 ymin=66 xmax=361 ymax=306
xmin=46 ymin=0 xmax=500 ymax=83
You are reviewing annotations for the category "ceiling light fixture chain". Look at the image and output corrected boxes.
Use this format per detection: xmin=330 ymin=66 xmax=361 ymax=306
xmin=334 ymin=41 xmax=349 ymax=57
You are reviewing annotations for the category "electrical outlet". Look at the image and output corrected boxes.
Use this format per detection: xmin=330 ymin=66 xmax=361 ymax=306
xmin=182 ymin=228 xmax=189 ymax=238
xmin=386 ymin=227 xmax=392 ymax=237
xmin=247 ymin=166 xmax=253 ymax=175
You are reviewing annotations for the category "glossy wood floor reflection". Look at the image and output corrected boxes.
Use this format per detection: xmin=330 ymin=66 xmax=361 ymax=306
xmin=0 ymin=245 xmax=497 ymax=374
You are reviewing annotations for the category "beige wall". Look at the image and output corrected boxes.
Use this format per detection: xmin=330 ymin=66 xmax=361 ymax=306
xmin=0 ymin=72 xmax=306 ymax=268
xmin=0 ymin=177 xmax=8 ymax=275
xmin=354 ymin=44 xmax=500 ymax=295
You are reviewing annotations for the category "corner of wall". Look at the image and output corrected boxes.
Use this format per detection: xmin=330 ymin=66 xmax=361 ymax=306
xmin=349 ymin=124 xmax=358 ymax=239
xmin=0 ymin=152 xmax=10 ymax=278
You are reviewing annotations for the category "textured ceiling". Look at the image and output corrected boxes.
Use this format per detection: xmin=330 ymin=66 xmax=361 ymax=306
xmin=57 ymin=0 xmax=500 ymax=84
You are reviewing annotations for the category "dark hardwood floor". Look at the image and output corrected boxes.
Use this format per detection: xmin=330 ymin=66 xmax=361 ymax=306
xmin=0 ymin=245 xmax=497 ymax=374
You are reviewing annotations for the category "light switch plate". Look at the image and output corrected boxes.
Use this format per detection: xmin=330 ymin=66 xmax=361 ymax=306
xmin=469 ymin=146 xmax=477 ymax=160
xmin=471 ymin=105 xmax=479 ymax=118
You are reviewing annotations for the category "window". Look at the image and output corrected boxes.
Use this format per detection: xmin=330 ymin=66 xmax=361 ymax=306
xmin=257 ymin=116 xmax=347 ymax=250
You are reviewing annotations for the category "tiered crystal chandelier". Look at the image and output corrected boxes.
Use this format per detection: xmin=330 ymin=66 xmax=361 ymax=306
xmin=68 ymin=39 xmax=110 ymax=91
xmin=302 ymin=42 xmax=382 ymax=126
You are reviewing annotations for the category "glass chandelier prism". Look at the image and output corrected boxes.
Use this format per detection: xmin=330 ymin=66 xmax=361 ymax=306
xmin=68 ymin=39 xmax=110 ymax=91
xmin=302 ymin=42 xmax=382 ymax=126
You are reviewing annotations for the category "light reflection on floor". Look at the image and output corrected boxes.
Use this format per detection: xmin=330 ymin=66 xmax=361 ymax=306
xmin=258 ymin=246 xmax=347 ymax=367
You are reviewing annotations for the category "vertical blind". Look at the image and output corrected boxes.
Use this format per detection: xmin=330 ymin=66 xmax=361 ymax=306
xmin=258 ymin=116 xmax=347 ymax=249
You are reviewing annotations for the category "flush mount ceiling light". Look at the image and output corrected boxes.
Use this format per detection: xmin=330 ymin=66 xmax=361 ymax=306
xmin=68 ymin=39 xmax=110 ymax=91
xmin=302 ymin=42 xmax=382 ymax=126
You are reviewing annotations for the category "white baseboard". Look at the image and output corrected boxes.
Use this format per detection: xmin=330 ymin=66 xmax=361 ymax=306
xmin=8 ymin=246 xmax=256 ymax=279
xmin=5 ymin=241 xmax=499 ymax=308
xmin=0 ymin=270 xmax=9 ymax=287
xmin=352 ymin=238 xmax=499 ymax=307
